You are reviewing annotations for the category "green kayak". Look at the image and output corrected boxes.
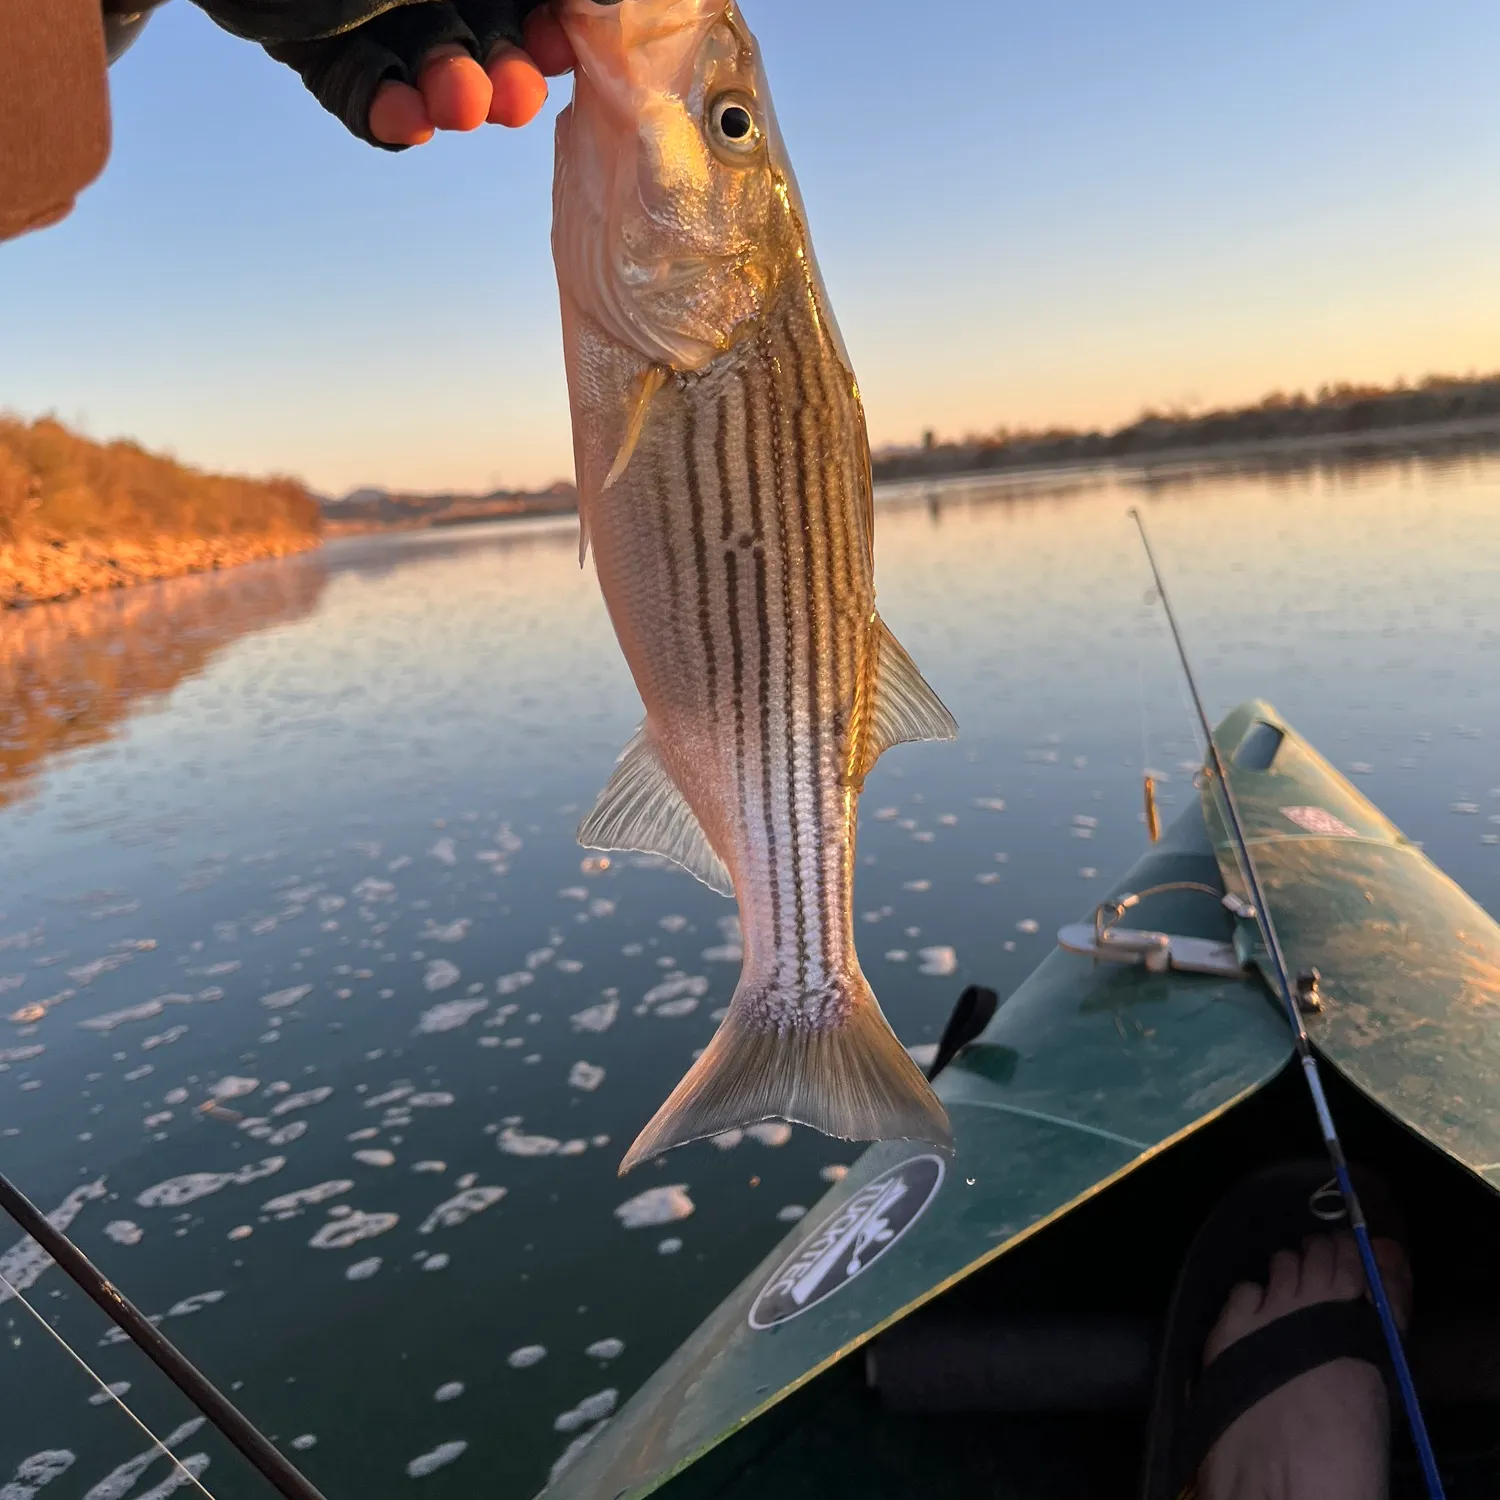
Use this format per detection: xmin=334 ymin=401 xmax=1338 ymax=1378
xmin=542 ymin=702 xmax=1500 ymax=1500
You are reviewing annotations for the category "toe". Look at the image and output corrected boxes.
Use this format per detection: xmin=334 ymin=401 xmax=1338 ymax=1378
xmin=1372 ymin=1236 xmax=1413 ymax=1330
xmin=1203 ymin=1279 xmax=1265 ymax=1364
xmin=419 ymin=46 xmax=493 ymax=132
xmin=523 ymin=7 xmax=576 ymax=75
xmin=1298 ymin=1233 xmax=1337 ymax=1297
xmin=485 ymin=43 xmax=549 ymax=127
xmin=368 ymin=80 xmax=435 ymax=146
xmin=1264 ymin=1247 xmax=1301 ymax=1311
xmin=1330 ymin=1230 xmax=1366 ymax=1301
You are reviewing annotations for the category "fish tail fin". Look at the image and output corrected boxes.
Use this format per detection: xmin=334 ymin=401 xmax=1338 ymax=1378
xmin=619 ymin=971 xmax=952 ymax=1174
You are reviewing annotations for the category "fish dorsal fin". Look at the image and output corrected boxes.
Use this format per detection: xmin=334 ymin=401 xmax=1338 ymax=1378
xmin=863 ymin=617 xmax=958 ymax=773
xmin=579 ymin=730 xmax=733 ymax=897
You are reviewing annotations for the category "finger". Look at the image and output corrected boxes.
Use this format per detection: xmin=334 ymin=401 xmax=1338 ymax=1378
xmin=1298 ymin=1234 xmax=1337 ymax=1298
xmin=485 ymin=42 xmax=549 ymax=127
xmin=524 ymin=6 xmax=576 ymax=76
xmin=1265 ymin=1248 xmax=1300 ymax=1306
xmin=369 ymin=80 xmax=436 ymax=146
xmin=419 ymin=43 xmax=494 ymax=132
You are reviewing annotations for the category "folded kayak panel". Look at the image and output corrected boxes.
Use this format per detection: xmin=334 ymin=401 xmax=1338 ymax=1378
xmin=1209 ymin=703 xmax=1500 ymax=1192
xmin=542 ymin=792 xmax=1293 ymax=1499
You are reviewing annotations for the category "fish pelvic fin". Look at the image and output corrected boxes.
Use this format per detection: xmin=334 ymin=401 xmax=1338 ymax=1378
xmin=579 ymin=728 xmax=733 ymax=896
xmin=860 ymin=617 xmax=958 ymax=776
xmin=619 ymin=972 xmax=952 ymax=1174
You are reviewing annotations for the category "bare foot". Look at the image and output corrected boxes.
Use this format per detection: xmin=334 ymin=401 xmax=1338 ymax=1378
xmin=367 ymin=7 xmax=576 ymax=147
xmin=1200 ymin=1233 xmax=1411 ymax=1500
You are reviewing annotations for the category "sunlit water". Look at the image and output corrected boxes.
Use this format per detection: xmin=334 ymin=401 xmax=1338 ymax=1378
xmin=1 ymin=454 xmax=1497 ymax=1498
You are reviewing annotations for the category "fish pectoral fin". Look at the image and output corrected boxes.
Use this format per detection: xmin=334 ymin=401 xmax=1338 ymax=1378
xmin=578 ymin=730 xmax=733 ymax=897
xmin=601 ymin=365 xmax=670 ymax=494
xmin=864 ymin=617 xmax=959 ymax=771
xmin=619 ymin=975 xmax=953 ymax=1173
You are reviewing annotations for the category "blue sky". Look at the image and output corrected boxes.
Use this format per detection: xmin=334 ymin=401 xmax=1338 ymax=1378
xmin=3 ymin=0 xmax=1498 ymax=495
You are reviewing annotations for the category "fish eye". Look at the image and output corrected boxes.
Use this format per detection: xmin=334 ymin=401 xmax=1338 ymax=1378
xmin=707 ymin=93 xmax=761 ymax=158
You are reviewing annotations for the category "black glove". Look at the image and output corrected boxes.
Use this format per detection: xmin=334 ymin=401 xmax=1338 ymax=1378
xmin=190 ymin=0 xmax=548 ymax=150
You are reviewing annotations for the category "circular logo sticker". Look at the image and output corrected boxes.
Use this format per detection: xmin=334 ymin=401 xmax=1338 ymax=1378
xmin=748 ymin=1154 xmax=945 ymax=1331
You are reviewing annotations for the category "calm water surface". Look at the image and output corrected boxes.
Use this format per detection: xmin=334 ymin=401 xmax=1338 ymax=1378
xmin=1 ymin=455 xmax=1498 ymax=1497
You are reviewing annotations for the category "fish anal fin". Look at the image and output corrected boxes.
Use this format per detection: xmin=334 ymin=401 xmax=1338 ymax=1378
xmin=578 ymin=730 xmax=732 ymax=897
xmin=619 ymin=974 xmax=952 ymax=1173
xmin=861 ymin=617 xmax=958 ymax=774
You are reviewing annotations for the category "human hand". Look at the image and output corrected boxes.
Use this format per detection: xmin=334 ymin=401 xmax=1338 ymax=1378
xmin=368 ymin=4 xmax=575 ymax=146
xmin=260 ymin=0 xmax=576 ymax=151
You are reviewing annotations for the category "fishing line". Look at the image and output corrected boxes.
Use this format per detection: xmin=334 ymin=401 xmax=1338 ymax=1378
xmin=0 ymin=1268 xmax=217 ymax=1500
xmin=1128 ymin=507 xmax=1448 ymax=1500
xmin=0 ymin=1166 xmax=328 ymax=1500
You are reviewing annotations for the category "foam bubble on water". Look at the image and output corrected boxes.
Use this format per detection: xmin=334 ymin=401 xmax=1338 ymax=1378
xmin=558 ymin=888 xmax=588 ymax=903
xmin=207 ymin=1076 xmax=258 ymax=1102
xmin=654 ymin=998 xmax=699 ymax=1019
xmin=885 ymin=950 xmax=909 ymax=964
xmin=163 ymin=1088 xmax=189 ymax=1107
xmin=262 ymin=1181 xmax=354 ymax=1214
xmin=1453 ymin=802 xmax=1481 ymax=815
xmin=498 ymin=1128 xmax=560 ymax=1158
xmin=526 ymin=948 xmax=557 ymax=971
xmin=568 ymin=1062 xmax=605 ymax=1093
xmin=266 ymin=1121 xmax=307 ymax=1147
xmin=309 ymin=1210 xmax=398 ymax=1251
xmin=137 ymin=1158 xmax=284 ymax=1210
xmin=1349 ymin=762 xmax=1375 ymax=776
xmin=272 ymin=1087 xmax=333 ymax=1117
xmin=746 ymin=1123 xmax=792 ymax=1148
xmin=259 ymin=987 xmax=313 ymax=1012
xmin=227 ymin=1226 xmax=253 ymax=1241
xmin=918 ymin=947 xmax=958 ymax=977
xmin=554 ymin=1390 xmax=618 ymax=1434
xmin=412 ymin=1161 xmax=447 ymax=1175
xmin=429 ymin=838 xmax=459 ymax=868
xmin=903 ymin=880 xmax=932 ymax=892
xmin=409 ymin=1092 xmax=455 ymax=1109
xmin=0 ymin=1045 xmax=45 ymax=1064
xmin=588 ymin=899 xmax=616 ymax=918
xmin=710 ymin=1130 xmax=743 ymax=1151
xmin=820 ymin=1164 xmax=850 ymax=1183
xmin=406 ymin=1440 xmax=467 ymax=1479
xmin=434 ymin=1382 xmax=464 ymax=1403
xmin=1080 ymin=867 xmax=1098 ymax=879
xmin=142 ymin=1025 xmax=189 ymax=1052
xmin=570 ymin=999 xmax=618 ymax=1034
xmin=104 ymin=1221 xmax=143 ymax=1247
xmin=659 ymin=915 xmax=689 ymax=935
xmin=345 ymin=1257 xmax=382 ymax=1282
xmin=89 ymin=1381 xmax=132 ymax=1406
xmin=422 ymin=1253 xmax=450 ymax=1271
xmin=507 ymin=1344 xmax=547 ymax=1369
xmin=3 ymin=1449 xmax=77 ymax=1494
xmin=166 ymin=1290 xmax=225 ymax=1318
xmin=423 ymin=920 xmax=471 ymax=946
xmin=422 ymin=961 xmax=462 ymax=995
xmin=642 ymin=974 xmax=708 ymax=1008
xmin=549 ymin=1425 xmax=606 ymax=1486
xmin=585 ymin=1338 xmax=624 ymax=1361
xmin=657 ymin=1237 xmax=683 ymax=1255
xmin=906 ymin=1043 xmax=939 ymax=1070
xmin=417 ymin=999 xmax=487 ymax=1034
xmin=290 ymin=1435 xmax=317 ymax=1452
xmin=615 ymin=1186 xmax=693 ymax=1230
xmin=354 ymin=1150 xmax=396 ymax=1169
xmin=78 ymin=1000 xmax=165 ymax=1033
xmin=419 ymin=1187 xmax=505 ymax=1234
xmin=1016 ymin=919 xmax=1040 ymax=936
xmin=496 ymin=972 xmax=535 ymax=997
xmin=776 ymin=1205 xmax=808 ymax=1223
xmin=974 ymin=798 xmax=1006 ymax=812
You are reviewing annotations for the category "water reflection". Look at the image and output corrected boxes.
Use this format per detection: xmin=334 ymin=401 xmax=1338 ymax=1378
xmin=0 ymin=555 xmax=328 ymax=809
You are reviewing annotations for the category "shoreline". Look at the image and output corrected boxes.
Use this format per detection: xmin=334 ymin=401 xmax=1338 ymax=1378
xmin=0 ymin=531 xmax=322 ymax=610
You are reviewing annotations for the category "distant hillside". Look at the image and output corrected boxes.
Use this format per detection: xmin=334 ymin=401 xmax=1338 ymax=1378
xmin=320 ymin=482 xmax=578 ymax=534
xmin=1 ymin=416 xmax=323 ymax=607
xmin=873 ymin=373 xmax=1500 ymax=483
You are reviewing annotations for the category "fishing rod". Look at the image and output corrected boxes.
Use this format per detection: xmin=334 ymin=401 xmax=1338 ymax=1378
xmin=0 ymin=1167 xmax=329 ymax=1500
xmin=1128 ymin=507 xmax=1447 ymax=1500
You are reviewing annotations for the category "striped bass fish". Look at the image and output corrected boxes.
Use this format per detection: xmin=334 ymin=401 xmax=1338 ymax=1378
xmin=552 ymin=0 xmax=956 ymax=1173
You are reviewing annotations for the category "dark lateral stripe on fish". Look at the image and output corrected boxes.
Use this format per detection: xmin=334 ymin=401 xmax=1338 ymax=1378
xmin=782 ymin=303 xmax=838 ymax=980
xmin=751 ymin=542 xmax=782 ymax=980
xmin=761 ymin=327 xmax=812 ymax=993
xmin=715 ymin=392 xmax=735 ymax=545
xmin=723 ymin=545 xmax=748 ymax=831
xmin=682 ymin=402 xmax=719 ymax=726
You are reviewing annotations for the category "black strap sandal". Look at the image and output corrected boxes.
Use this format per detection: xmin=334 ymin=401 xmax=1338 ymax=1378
xmin=1140 ymin=1159 xmax=1408 ymax=1500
